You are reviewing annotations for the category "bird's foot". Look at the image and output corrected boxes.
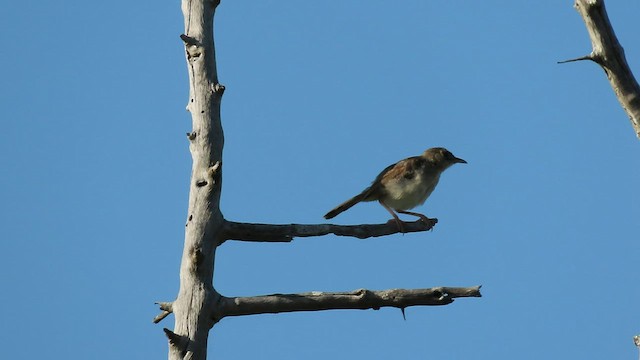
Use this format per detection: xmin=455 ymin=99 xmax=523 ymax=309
xmin=387 ymin=218 xmax=406 ymax=234
xmin=417 ymin=214 xmax=436 ymax=225
xmin=415 ymin=215 xmax=437 ymax=231
xmin=396 ymin=210 xmax=438 ymax=231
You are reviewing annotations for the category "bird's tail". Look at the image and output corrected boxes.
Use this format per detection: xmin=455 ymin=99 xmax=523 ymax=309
xmin=324 ymin=190 xmax=369 ymax=219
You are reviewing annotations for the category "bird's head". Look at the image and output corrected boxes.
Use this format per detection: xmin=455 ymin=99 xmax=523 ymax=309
xmin=423 ymin=147 xmax=467 ymax=169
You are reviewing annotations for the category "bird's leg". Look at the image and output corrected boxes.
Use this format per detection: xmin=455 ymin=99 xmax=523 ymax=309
xmin=397 ymin=209 xmax=434 ymax=224
xmin=379 ymin=201 xmax=405 ymax=233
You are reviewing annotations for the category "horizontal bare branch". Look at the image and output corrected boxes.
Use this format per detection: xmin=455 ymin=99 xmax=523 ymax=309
xmin=221 ymin=219 xmax=437 ymax=242
xmin=215 ymin=286 xmax=481 ymax=320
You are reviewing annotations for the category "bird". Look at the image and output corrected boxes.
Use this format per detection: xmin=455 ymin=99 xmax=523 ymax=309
xmin=324 ymin=147 xmax=466 ymax=232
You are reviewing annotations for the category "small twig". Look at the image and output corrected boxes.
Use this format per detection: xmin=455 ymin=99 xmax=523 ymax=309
xmin=153 ymin=302 xmax=174 ymax=324
xmin=157 ymin=301 xmax=174 ymax=311
xmin=208 ymin=161 xmax=221 ymax=179
xmin=179 ymin=34 xmax=199 ymax=46
xmin=557 ymin=54 xmax=596 ymax=64
xmin=154 ymin=311 xmax=172 ymax=324
xmin=222 ymin=219 xmax=437 ymax=242
xmin=212 ymin=83 xmax=226 ymax=95
xmin=163 ymin=328 xmax=183 ymax=346
xmin=180 ymin=34 xmax=203 ymax=60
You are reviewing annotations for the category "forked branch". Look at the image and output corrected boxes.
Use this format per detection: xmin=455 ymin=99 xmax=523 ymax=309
xmin=153 ymin=302 xmax=174 ymax=324
xmin=560 ymin=0 xmax=640 ymax=138
xmin=222 ymin=219 xmax=437 ymax=242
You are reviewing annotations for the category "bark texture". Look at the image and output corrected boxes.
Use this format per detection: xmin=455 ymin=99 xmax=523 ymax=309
xmin=168 ymin=0 xmax=224 ymax=359
xmin=562 ymin=0 xmax=640 ymax=138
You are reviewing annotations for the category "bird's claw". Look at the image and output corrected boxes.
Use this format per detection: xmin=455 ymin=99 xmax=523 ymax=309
xmin=386 ymin=219 xmax=406 ymax=234
xmin=419 ymin=217 xmax=437 ymax=231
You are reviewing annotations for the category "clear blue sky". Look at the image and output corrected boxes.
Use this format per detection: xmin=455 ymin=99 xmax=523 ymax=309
xmin=1 ymin=1 xmax=639 ymax=359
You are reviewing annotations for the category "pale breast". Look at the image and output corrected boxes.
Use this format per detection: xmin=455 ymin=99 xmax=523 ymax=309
xmin=382 ymin=172 xmax=440 ymax=210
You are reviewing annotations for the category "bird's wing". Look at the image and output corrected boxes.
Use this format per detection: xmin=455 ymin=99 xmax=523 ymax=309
xmin=361 ymin=162 xmax=397 ymax=200
xmin=362 ymin=156 xmax=425 ymax=200
xmin=383 ymin=156 xmax=425 ymax=180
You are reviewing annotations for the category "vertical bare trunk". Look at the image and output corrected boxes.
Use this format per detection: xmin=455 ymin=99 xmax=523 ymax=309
xmin=168 ymin=1 xmax=224 ymax=359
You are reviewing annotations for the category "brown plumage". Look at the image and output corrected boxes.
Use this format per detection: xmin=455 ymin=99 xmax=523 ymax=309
xmin=324 ymin=147 xmax=466 ymax=231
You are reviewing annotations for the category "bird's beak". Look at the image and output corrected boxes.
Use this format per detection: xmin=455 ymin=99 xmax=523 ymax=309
xmin=454 ymin=157 xmax=467 ymax=164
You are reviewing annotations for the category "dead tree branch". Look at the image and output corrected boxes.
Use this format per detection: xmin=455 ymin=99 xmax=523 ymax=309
xmin=165 ymin=0 xmax=225 ymax=358
xmin=153 ymin=302 xmax=174 ymax=324
xmin=561 ymin=0 xmax=640 ymax=138
xmin=155 ymin=286 xmax=482 ymax=325
xmin=161 ymin=2 xmax=483 ymax=358
xmin=214 ymin=286 xmax=482 ymax=320
xmin=222 ymin=219 xmax=438 ymax=242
